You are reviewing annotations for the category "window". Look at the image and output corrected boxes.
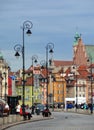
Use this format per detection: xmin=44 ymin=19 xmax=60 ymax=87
xmin=79 ymin=81 xmax=81 ymax=84
xmin=58 ymin=84 xmax=61 ymax=88
xmin=18 ymin=88 xmax=22 ymax=93
xmin=58 ymin=96 xmax=60 ymax=101
xmin=79 ymin=87 xmax=81 ymax=91
xmin=92 ymin=68 xmax=94 ymax=73
xmin=25 ymin=95 xmax=29 ymax=100
xmin=34 ymin=74 xmax=39 ymax=87
xmin=83 ymin=87 xmax=85 ymax=92
xmin=26 ymin=88 xmax=29 ymax=93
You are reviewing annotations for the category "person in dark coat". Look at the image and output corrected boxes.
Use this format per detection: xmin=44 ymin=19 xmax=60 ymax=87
xmin=0 ymin=103 xmax=4 ymax=117
xmin=32 ymin=104 xmax=35 ymax=114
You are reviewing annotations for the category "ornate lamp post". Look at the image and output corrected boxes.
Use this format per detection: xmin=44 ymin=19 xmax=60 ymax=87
xmin=0 ymin=73 xmax=3 ymax=99
xmin=31 ymin=55 xmax=38 ymax=105
xmin=60 ymin=73 xmax=65 ymax=109
xmin=40 ymin=60 xmax=47 ymax=104
xmin=51 ymin=75 xmax=56 ymax=111
xmin=87 ymin=56 xmax=93 ymax=114
xmin=14 ymin=21 xmax=33 ymax=117
xmin=46 ymin=43 xmax=54 ymax=109
xmin=72 ymin=66 xmax=78 ymax=111
xmin=75 ymin=74 xmax=78 ymax=111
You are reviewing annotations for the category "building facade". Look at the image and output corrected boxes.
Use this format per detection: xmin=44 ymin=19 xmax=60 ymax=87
xmin=52 ymin=32 xmax=94 ymax=105
xmin=0 ymin=52 xmax=9 ymax=100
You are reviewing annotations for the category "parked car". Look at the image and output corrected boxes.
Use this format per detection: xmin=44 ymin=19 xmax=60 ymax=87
xmin=0 ymin=98 xmax=10 ymax=116
xmin=35 ymin=104 xmax=46 ymax=113
xmin=67 ymin=103 xmax=74 ymax=109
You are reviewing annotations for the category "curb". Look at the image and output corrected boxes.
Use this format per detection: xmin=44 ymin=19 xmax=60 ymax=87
xmin=1 ymin=116 xmax=54 ymax=130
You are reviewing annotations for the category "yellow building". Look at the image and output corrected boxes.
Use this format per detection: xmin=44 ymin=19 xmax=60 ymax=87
xmin=48 ymin=73 xmax=66 ymax=106
xmin=16 ymin=73 xmax=43 ymax=106
xmin=16 ymin=85 xmax=32 ymax=106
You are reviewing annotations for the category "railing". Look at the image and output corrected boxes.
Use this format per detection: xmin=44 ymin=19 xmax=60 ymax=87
xmin=0 ymin=114 xmax=23 ymax=129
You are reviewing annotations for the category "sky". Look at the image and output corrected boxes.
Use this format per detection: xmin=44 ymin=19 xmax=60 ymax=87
xmin=0 ymin=0 xmax=94 ymax=71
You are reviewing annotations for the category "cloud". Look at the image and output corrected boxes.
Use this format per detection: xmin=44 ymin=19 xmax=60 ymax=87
xmin=0 ymin=0 xmax=94 ymax=71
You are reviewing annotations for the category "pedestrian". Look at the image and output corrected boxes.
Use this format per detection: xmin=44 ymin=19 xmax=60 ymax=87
xmin=5 ymin=103 xmax=9 ymax=110
xmin=16 ymin=102 xmax=21 ymax=114
xmin=0 ymin=103 xmax=4 ymax=117
xmin=24 ymin=104 xmax=32 ymax=120
xmin=90 ymin=103 xmax=93 ymax=112
xmin=32 ymin=104 xmax=35 ymax=114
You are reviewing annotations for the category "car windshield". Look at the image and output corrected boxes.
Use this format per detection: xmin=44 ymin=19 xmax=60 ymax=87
xmin=36 ymin=104 xmax=45 ymax=110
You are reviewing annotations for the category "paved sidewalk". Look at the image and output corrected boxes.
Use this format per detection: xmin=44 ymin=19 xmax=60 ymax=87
xmin=0 ymin=114 xmax=53 ymax=130
xmin=52 ymin=108 xmax=94 ymax=115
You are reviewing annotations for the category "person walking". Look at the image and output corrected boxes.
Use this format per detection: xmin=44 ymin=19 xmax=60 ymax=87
xmin=16 ymin=102 xmax=21 ymax=114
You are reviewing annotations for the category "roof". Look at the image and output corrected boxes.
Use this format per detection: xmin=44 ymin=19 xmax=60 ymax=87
xmin=53 ymin=60 xmax=73 ymax=67
xmin=85 ymin=45 xmax=94 ymax=63
xmin=16 ymin=76 xmax=32 ymax=86
xmin=77 ymin=65 xmax=89 ymax=79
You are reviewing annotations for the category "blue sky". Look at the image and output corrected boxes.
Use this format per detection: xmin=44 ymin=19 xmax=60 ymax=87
xmin=0 ymin=0 xmax=94 ymax=71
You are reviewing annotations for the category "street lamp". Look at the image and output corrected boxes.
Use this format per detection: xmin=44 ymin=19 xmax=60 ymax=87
xmin=31 ymin=55 xmax=38 ymax=105
xmin=14 ymin=20 xmax=33 ymax=117
xmin=40 ymin=60 xmax=47 ymax=104
xmin=40 ymin=60 xmax=46 ymax=69
xmin=46 ymin=43 xmax=54 ymax=109
xmin=3 ymin=72 xmax=7 ymax=101
xmin=60 ymin=73 xmax=65 ymax=109
xmin=75 ymin=73 xmax=78 ymax=111
xmin=51 ymin=75 xmax=56 ymax=111
xmin=87 ymin=56 xmax=93 ymax=114
xmin=0 ymin=73 xmax=3 ymax=99
xmin=72 ymin=66 xmax=78 ymax=111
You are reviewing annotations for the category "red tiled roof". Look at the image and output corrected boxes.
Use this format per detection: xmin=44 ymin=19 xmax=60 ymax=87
xmin=25 ymin=77 xmax=32 ymax=86
xmin=88 ymin=64 xmax=94 ymax=68
xmin=78 ymin=65 xmax=88 ymax=70
xmin=16 ymin=76 xmax=33 ymax=86
xmin=78 ymin=65 xmax=89 ymax=78
xmin=53 ymin=60 xmax=73 ymax=67
xmin=15 ymin=68 xmax=47 ymax=86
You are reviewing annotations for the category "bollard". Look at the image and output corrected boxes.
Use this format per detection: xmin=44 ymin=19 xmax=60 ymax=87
xmin=16 ymin=115 xmax=21 ymax=122
xmin=8 ymin=115 xmax=12 ymax=123
xmin=13 ymin=115 xmax=16 ymax=122
xmin=0 ymin=117 xmax=3 ymax=126
xmin=3 ymin=116 xmax=8 ymax=124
